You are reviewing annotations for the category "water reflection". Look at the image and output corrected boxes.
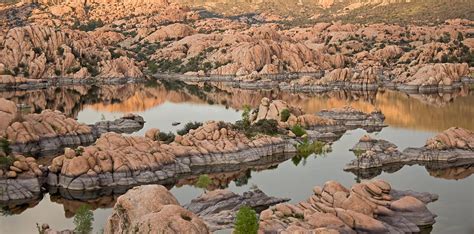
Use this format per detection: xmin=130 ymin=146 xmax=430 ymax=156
xmin=1 ymin=81 xmax=472 ymax=132
xmin=0 ymin=81 xmax=473 ymax=234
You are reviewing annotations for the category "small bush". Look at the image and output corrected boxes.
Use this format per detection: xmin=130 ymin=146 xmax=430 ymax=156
xmin=157 ymin=132 xmax=175 ymax=144
xmin=280 ymin=109 xmax=290 ymax=122
xmin=234 ymin=206 xmax=259 ymax=234
xmin=32 ymin=47 xmax=42 ymax=54
xmin=0 ymin=138 xmax=12 ymax=156
xmin=57 ymin=47 xmax=64 ymax=56
xmin=177 ymin=122 xmax=203 ymax=136
xmin=291 ymin=124 xmax=306 ymax=137
xmin=54 ymin=69 xmax=61 ymax=76
xmin=253 ymin=119 xmax=279 ymax=136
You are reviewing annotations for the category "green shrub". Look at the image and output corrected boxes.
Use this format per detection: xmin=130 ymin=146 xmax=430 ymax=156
xmin=291 ymin=124 xmax=306 ymax=137
xmin=234 ymin=206 xmax=258 ymax=234
xmin=280 ymin=109 xmax=290 ymax=122
xmin=73 ymin=204 xmax=94 ymax=234
xmin=157 ymin=132 xmax=175 ymax=144
xmin=353 ymin=149 xmax=365 ymax=158
xmin=253 ymin=119 xmax=279 ymax=136
xmin=32 ymin=47 xmax=42 ymax=54
xmin=0 ymin=138 xmax=12 ymax=156
xmin=177 ymin=122 xmax=203 ymax=136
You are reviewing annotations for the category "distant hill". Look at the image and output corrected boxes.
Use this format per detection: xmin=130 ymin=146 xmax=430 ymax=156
xmin=174 ymin=0 xmax=474 ymax=25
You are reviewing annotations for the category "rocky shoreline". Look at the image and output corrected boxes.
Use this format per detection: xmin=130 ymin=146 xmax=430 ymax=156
xmin=345 ymin=127 xmax=474 ymax=175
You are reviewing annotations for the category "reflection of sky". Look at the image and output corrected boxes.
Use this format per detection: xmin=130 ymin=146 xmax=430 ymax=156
xmin=1 ymin=102 xmax=474 ymax=233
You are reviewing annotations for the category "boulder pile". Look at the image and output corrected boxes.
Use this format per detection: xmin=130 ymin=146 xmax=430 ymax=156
xmin=259 ymin=180 xmax=438 ymax=233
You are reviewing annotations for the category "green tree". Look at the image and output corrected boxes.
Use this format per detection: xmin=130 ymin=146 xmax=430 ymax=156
xmin=241 ymin=105 xmax=251 ymax=127
xmin=195 ymin=174 xmax=211 ymax=192
xmin=234 ymin=206 xmax=258 ymax=234
xmin=74 ymin=204 xmax=94 ymax=234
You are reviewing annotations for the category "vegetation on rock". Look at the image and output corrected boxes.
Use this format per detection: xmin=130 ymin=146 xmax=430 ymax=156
xmin=234 ymin=206 xmax=259 ymax=234
xmin=177 ymin=122 xmax=203 ymax=136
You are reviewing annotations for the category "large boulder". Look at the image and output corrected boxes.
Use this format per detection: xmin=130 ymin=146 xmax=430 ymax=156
xmin=105 ymin=185 xmax=209 ymax=234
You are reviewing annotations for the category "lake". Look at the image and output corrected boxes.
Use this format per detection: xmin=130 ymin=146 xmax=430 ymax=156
xmin=1 ymin=80 xmax=473 ymax=234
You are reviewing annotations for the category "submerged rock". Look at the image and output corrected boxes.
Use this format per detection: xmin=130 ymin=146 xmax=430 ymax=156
xmin=259 ymin=180 xmax=438 ymax=233
xmin=185 ymin=188 xmax=289 ymax=231
xmin=105 ymin=185 xmax=209 ymax=234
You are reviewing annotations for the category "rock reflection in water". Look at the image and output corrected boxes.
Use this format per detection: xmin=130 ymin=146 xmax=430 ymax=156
xmin=348 ymin=161 xmax=474 ymax=181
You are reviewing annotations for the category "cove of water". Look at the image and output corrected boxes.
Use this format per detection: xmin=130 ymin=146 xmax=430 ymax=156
xmin=0 ymin=81 xmax=473 ymax=234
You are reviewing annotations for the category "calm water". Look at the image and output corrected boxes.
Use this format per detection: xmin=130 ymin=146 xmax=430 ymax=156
xmin=0 ymin=81 xmax=473 ymax=234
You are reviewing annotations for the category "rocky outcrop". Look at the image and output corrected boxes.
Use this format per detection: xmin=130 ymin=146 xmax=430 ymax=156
xmin=0 ymin=25 xmax=143 ymax=82
xmin=105 ymin=185 xmax=209 ymax=234
xmin=259 ymin=180 xmax=438 ymax=233
xmin=185 ymin=188 xmax=289 ymax=231
xmin=393 ymin=63 xmax=470 ymax=92
xmin=345 ymin=128 xmax=474 ymax=171
xmin=47 ymin=121 xmax=295 ymax=190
